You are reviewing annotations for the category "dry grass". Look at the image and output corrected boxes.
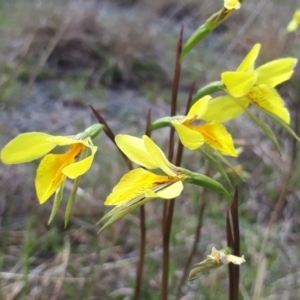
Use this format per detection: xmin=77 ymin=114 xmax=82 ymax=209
xmin=0 ymin=0 xmax=300 ymax=299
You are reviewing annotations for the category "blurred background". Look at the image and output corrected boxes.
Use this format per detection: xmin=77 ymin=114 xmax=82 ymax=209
xmin=0 ymin=0 xmax=300 ymax=299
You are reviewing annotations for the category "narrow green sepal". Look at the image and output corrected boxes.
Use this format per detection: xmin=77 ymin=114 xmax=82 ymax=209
xmin=64 ymin=176 xmax=81 ymax=228
xmin=192 ymin=81 xmax=224 ymax=104
xmin=254 ymin=104 xmax=300 ymax=144
xmin=233 ymin=97 xmax=282 ymax=155
xmin=183 ymin=169 xmax=232 ymax=203
xmin=84 ymin=124 xmax=104 ymax=139
xmin=64 ymin=150 xmax=88 ymax=227
xmin=209 ymin=147 xmax=245 ymax=182
xmin=198 ymin=148 xmax=233 ymax=189
xmin=188 ymin=262 xmax=219 ymax=281
xmin=244 ymin=106 xmax=281 ymax=155
xmin=48 ymin=181 xmax=65 ymax=225
xmin=98 ymin=197 xmax=152 ymax=232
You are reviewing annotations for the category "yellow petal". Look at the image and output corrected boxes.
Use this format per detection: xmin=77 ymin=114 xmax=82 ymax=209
xmin=105 ymin=168 xmax=172 ymax=206
xmin=287 ymin=10 xmax=300 ymax=32
xmin=201 ymin=95 xmax=250 ymax=123
xmin=224 ymin=0 xmax=241 ymax=10
xmin=186 ymin=95 xmax=212 ymax=121
xmin=36 ymin=154 xmax=67 ymax=204
xmin=47 ymin=135 xmax=88 ymax=147
xmin=287 ymin=19 xmax=298 ymax=32
xmin=194 ymin=121 xmax=237 ymax=156
xmin=62 ymin=146 xmax=98 ymax=179
xmin=256 ymin=58 xmax=297 ymax=87
xmin=115 ymin=135 xmax=158 ymax=169
xmin=173 ymin=121 xmax=205 ymax=150
xmin=155 ymin=181 xmax=184 ymax=199
xmin=237 ymin=44 xmax=261 ymax=72
xmin=247 ymin=85 xmax=290 ymax=124
xmin=143 ymin=135 xmax=177 ymax=177
xmin=226 ymin=254 xmax=246 ymax=265
xmin=1 ymin=132 xmax=56 ymax=164
xmin=222 ymin=71 xmax=257 ymax=97
xmin=35 ymin=144 xmax=84 ymax=204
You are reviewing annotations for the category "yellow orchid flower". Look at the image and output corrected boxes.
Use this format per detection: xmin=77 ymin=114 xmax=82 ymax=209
xmin=202 ymin=44 xmax=297 ymax=124
xmin=1 ymin=127 xmax=99 ymax=204
xmin=172 ymin=95 xmax=237 ymax=156
xmin=224 ymin=0 xmax=241 ymax=10
xmin=287 ymin=9 xmax=300 ymax=32
xmin=99 ymin=134 xmax=232 ymax=231
xmin=188 ymin=247 xmax=245 ymax=280
xmin=105 ymin=135 xmax=185 ymax=206
xmin=207 ymin=247 xmax=245 ymax=265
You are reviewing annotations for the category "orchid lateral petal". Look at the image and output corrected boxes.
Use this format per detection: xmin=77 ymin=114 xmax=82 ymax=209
xmin=237 ymin=44 xmax=261 ymax=72
xmin=201 ymin=95 xmax=250 ymax=123
xmin=105 ymin=168 xmax=171 ymax=206
xmin=156 ymin=181 xmax=184 ymax=199
xmin=35 ymin=154 xmax=68 ymax=204
xmin=1 ymin=132 xmax=56 ymax=164
xmin=144 ymin=181 xmax=183 ymax=199
xmin=186 ymin=95 xmax=211 ymax=121
xmin=143 ymin=135 xmax=177 ymax=177
xmin=194 ymin=121 xmax=237 ymax=156
xmin=222 ymin=71 xmax=257 ymax=97
xmin=35 ymin=144 xmax=83 ymax=203
xmin=63 ymin=146 xmax=97 ymax=179
xmin=248 ymin=85 xmax=290 ymax=124
xmin=173 ymin=121 xmax=205 ymax=150
xmin=256 ymin=58 xmax=298 ymax=87
xmin=115 ymin=135 xmax=158 ymax=169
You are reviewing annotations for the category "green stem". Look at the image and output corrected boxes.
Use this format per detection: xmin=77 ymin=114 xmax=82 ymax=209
xmin=162 ymin=26 xmax=183 ymax=300
xmin=184 ymin=170 xmax=232 ymax=203
xmin=133 ymin=205 xmax=146 ymax=300
xmin=192 ymin=81 xmax=224 ymax=104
